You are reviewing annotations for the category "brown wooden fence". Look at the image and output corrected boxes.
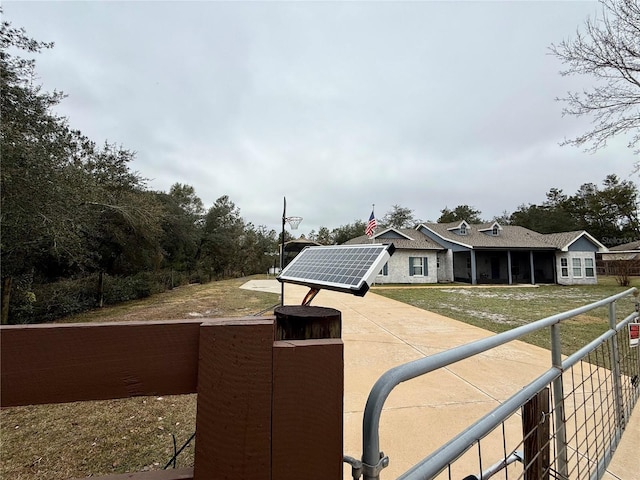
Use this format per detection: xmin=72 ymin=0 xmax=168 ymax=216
xmin=0 ymin=311 xmax=343 ymax=480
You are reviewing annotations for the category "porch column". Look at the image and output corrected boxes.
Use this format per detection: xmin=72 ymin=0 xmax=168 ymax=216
xmin=507 ymin=251 xmax=513 ymax=285
xmin=529 ymin=251 xmax=536 ymax=285
xmin=471 ymin=250 xmax=477 ymax=285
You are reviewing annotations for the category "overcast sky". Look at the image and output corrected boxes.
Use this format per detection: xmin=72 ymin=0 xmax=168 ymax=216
xmin=5 ymin=1 xmax=637 ymax=236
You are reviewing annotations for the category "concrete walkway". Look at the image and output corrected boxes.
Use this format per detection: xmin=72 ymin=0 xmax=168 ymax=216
xmin=241 ymin=280 xmax=638 ymax=479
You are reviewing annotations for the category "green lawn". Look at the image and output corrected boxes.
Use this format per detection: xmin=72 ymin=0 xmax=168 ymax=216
xmin=372 ymin=276 xmax=639 ymax=355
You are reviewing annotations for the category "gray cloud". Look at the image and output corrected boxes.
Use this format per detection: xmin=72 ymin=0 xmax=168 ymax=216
xmin=5 ymin=0 xmax=636 ymax=236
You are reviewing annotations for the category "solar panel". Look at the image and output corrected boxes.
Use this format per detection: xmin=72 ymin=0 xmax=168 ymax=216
xmin=277 ymin=243 xmax=395 ymax=297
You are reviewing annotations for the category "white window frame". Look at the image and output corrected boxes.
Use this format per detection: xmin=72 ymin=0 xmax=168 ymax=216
xmin=409 ymin=257 xmax=428 ymax=277
xmin=585 ymin=258 xmax=595 ymax=277
xmin=560 ymin=258 xmax=568 ymax=277
xmin=411 ymin=257 xmax=423 ymax=276
xmin=572 ymin=257 xmax=582 ymax=277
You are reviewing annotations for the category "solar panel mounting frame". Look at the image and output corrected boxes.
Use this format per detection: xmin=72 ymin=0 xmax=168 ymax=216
xmin=277 ymin=243 xmax=396 ymax=298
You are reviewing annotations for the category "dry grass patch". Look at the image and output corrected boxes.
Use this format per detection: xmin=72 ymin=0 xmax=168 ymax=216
xmin=374 ymin=279 xmax=638 ymax=355
xmin=2 ymin=275 xmax=278 ymax=480
xmin=2 ymin=395 xmax=197 ymax=479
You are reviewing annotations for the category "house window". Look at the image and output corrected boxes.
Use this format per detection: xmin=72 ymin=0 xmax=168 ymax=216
xmin=492 ymin=225 xmax=499 ymax=236
xmin=409 ymin=257 xmax=428 ymax=276
xmin=585 ymin=258 xmax=594 ymax=277
xmin=572 ymin=258 xmax=582 ymax=277
xmin=560 ymin=258 xmax=568 ymax=277
xmin=460 ymin=224 xmax=467 ymax=235
xmin=378 ymin=262 xmax=388 ymax=276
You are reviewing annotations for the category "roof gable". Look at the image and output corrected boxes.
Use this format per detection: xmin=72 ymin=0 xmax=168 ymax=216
xmin=478 ymin=222 xmax=503 ymax=236
xmin=543 ymin=231 xmax=607 ymax=252
xmin=374 ymin=227 xmax=414 ymax=241
xmin=447 ymin=220 xmax=471 ymax=236
xmin=344 ymin=229 xmax=442 ymax=250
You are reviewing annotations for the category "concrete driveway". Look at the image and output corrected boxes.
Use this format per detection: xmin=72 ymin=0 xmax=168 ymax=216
xmin=241 ymin=279 xmax=638 ymax=479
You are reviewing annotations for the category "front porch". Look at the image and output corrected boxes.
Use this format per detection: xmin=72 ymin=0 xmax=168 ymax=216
xmin=452 ymin=249 xmax=556 ymax=285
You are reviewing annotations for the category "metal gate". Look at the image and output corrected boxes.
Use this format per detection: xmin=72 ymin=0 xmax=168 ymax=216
xmin=345 ymin=288 xmax=640 ymax=480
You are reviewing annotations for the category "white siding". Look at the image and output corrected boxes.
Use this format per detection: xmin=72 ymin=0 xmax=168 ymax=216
xmin=556 ymin=251 xmax=597 ymax=285
xmin=437 ymin=250 xmax=454 ymax=283
xmin=375 ymin=250 xmax=438 ymax=284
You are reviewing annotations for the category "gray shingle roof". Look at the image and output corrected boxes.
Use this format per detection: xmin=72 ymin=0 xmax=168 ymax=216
xmin=345 ymin=223 xmax=603 ymax=251
xmin=608 ymin=240 xmax=640 ymax=251
xmin=542 ymin=231 xmax=588 ymax=249
xmin=344 ymin=228 xmax=443 ymax=250
xmin=421 ymin=223 xmax=556 ymax=249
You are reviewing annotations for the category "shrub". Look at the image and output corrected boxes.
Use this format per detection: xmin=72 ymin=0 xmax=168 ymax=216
xmin=8 ymin=270 xmax=188 ymax=324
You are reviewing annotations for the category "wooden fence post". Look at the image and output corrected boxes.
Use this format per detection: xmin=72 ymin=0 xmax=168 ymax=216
xmin=271 ymin=306 xmax=343 ymax=480
xmin=522 ymin=388 xmax=550 ymax=480
xmin=193 ymin=319 xmax=275 ymax=480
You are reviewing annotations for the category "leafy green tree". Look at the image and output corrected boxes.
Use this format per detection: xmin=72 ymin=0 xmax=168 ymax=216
xmin=1 ymin=20 xmax=78 ymax=279
xmin=381 ymin=205 xmax=416 ymax=229
xmin=238 ymin=223 xmax=279 ymax=275
xmin=200 ymin=195 xmax=245 ymax=279
xmin=79 ymin=143 xmax=164 ymax=275
xmin=332 ymin=220 xmax=367 ymax=244
xmin=1 ymin=19 xmax=166 ymax=322
xmin=156 ymin=183 xmax=205 ymax=276
xmin=168 ymin=183 xmax=205 ymax=223
xmin=1 ymin=19 xmax=87 ymax=322
xmin=315 ymin=226 xmax=333 ymax=245
xmin=550 ymin=0 xmax=640 ymax=156
xmin=510 ymin=174 xmax=639 ymax=245
xmin=438 ymin=205 xmax=483 ymax=223
xmin=567 ymin=174 xmax=639 ymax=244
xmin=492 ymin=210 xmax=512 ymax=225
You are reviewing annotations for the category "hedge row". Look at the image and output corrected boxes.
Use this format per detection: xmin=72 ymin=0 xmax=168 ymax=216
xmin=8 ymin=270 xmax=205 ymax=324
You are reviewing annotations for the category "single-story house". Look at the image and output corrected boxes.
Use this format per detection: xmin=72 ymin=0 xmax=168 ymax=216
xmin=346 ymin=221 xmax=608 ymax=286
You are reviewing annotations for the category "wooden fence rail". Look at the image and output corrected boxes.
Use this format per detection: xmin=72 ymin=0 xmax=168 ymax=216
xmin=1 ymin=312 xmax=343 ymax=480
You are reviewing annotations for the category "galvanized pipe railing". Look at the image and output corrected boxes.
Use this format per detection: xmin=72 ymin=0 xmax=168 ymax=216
xmin=353 ymin=287 xmax=638 ymax=480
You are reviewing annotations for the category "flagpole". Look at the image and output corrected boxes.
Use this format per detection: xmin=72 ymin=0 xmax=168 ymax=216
xmin=371 ymin=204 xmax=375 ymax=244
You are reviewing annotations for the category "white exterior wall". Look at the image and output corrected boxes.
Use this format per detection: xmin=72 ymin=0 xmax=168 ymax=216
xmin=375 ymin=250 xmax=438 ymax=284
xmin=437 ymin=250 xmax=454 ymax=283
xmin=556 ymin=251 xmax=598 ymax=285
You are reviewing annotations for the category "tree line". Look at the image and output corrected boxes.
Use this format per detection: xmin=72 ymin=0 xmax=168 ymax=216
xmin=1 ymin=20 xmax=281 ymax=324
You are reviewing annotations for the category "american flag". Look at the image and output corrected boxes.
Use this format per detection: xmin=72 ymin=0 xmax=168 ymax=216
xmin=365 ymin=210 xmax=377 ymax=237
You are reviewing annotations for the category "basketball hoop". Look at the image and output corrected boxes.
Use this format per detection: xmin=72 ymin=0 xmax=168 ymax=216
xmin=286 ymin=216 xmax=303 ymax=230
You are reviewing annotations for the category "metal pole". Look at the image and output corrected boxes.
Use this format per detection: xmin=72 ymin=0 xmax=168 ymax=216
xmin=551 ymin=323 xmax=568 ymax=479
xmin=280 ymin=197 xmax=286 ymax=306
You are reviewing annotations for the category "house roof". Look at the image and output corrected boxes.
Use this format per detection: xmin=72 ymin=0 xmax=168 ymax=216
xmin=608 ymin=240 xmax=640 ymax=252
xmin=543 ymin=231 xmax=607 ymax=252
xmin=344 ymin=228 xmax=442 ymax=250
xmin=419 ymin=222 xmax=555 ymax=249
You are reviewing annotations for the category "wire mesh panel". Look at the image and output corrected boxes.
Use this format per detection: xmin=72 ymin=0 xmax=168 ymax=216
xmin=427 ymin=325 xmax=639 ymax=480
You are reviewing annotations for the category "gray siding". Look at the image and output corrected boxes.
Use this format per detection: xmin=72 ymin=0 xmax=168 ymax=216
xmin=567 ymin=236 xmax=600 ymax=253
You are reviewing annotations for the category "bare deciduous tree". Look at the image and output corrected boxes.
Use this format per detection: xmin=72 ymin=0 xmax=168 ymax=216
xmin=550 ymin=0 xmax=640 ymax=157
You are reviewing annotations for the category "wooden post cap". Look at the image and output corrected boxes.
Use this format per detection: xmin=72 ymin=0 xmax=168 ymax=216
xmin=274 ymin=305 xmax=341 ymax=341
